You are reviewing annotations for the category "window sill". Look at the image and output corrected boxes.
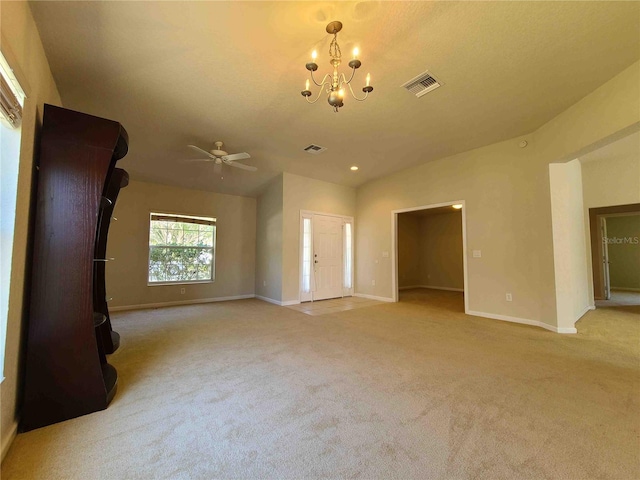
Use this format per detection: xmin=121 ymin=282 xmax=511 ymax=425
xmin=147 ymin=280 xmax=215 ymax=287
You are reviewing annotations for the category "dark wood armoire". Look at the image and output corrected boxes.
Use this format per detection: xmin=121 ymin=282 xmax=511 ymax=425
xmin=21 ymin=104 xmax=129 ymax=431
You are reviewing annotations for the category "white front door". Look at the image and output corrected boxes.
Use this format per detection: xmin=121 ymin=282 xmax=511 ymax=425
xmin=313 ymin=214 xmax=343 ymax=301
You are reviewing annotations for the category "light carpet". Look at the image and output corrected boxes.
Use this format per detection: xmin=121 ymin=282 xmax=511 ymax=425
xmin=2 ymin=289 xmax=639 ymax=479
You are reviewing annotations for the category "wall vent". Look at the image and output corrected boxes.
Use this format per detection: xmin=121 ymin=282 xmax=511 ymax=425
xmin=401 ymin=70 xmax=443 ymax=98
xmin=303 ymin=144 xmax=327 ymax=155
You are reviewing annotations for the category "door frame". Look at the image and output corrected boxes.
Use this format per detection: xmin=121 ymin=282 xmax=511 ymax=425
xmin=391 ymin=200 xmax=469 ymax=314
xmin=299 ymin=210 xmax=354 ymax=303
xmin=588 ymin=203 xmax=640 ymax=300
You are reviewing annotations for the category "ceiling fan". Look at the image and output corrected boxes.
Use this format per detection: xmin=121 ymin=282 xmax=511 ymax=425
xmin=186 ymin=141 xmax=256 ymax=174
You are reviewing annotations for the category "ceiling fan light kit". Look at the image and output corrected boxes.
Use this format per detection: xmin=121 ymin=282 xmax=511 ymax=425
xmin=301 ymin=21 xmax=373 ymax=113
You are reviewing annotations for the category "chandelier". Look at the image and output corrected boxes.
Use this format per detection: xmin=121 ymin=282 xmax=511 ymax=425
xmin=301 ymin=21 xmax=373 ymax=113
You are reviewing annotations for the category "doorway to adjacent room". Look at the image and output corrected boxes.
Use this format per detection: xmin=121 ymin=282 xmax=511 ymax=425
xmin=589 ymin=205 xmax=640 ymax=306
xmin=391 ymin=202 xmax=469 ymax=313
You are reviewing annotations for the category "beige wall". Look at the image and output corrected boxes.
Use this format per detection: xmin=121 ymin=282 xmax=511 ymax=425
xmin=549 ymin=160 xmax=590 ymax=330
xmin=398 ymin=212 xmax=464 ymax=290
xmin=419 ymin=212 xmax=464 ymax=290
xmin=582 ymin=152 xmax=640 ymax=211
xmin=1 ymin=1 xmax=62 ymax=460
xmin=356 ymin=61 xmax=640 ymax=329
xmin=357 ymin=133 xmax=552 ymax=318
xmin=255 ymin=175 xmax=283 ymax=302
xmin=606 ymin=215 xmax=640 ymax=290
xmin=281 ymin=173 xmax=355 ymax=303
xmin=106 ymin=180 xmax=256 ymax=308
xmin=397 ymin=215 xmax=421 ymax=288
xmin=254 ymin=173 xmax=356 ymax=303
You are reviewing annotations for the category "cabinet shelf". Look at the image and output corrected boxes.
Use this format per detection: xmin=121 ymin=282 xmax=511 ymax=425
xmin=93 ymin=312 xmax=107 ymax=327
xmin=100 ymin=196 xmax=112 ymax=209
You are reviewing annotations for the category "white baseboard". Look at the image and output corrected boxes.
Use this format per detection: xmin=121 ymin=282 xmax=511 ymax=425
xmin=255 ymin=295 xmax=301 ymax=307
xmin=577 ymin=305 xmax=592 ymax=319
xmin=1 ymin=420 xmax=18 ymax=461
xmin=466 ymin=310 xmax=577 ymax=334
xmin=109 ymin=294 xmax=255 ymax=312
xmin=354 ymin=293 xmax=394 ymax=302
xmin=255 ymin=295 xmax=279 ymax=305
xmin=399 ymin=285 xmax=464 ymax=292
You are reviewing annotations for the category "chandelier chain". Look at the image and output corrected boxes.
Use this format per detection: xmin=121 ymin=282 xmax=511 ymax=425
xmin=329 ymin=33 xmax=341 ymax=61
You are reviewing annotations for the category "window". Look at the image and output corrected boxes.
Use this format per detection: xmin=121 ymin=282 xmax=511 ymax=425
xmin=0 ymin=50 xmax=26 ymax=380
xmin=148 ymin=213 xmax=216 ymax=284
xmin=302 ymin=217 xmax=312 ymax=293
xmin=344 ymin=221 xmax=353 ymax=289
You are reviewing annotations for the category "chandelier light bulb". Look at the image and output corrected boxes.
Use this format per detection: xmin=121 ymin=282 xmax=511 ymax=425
xmin=305 ymin=79 xmax=310 ymax=91
xmin=311 ymin=50 xmax=317 ymax=60
xmin=366 ymin=73 xmax=371 ymax=87
xmin=352 ymin=47 xmax=359 ymax=60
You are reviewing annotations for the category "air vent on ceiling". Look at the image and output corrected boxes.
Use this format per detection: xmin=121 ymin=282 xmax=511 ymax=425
xmin=401 ymin=70 xmax=443 ymax=98
xmin=304 ymin=144 xmax=327 ymax=155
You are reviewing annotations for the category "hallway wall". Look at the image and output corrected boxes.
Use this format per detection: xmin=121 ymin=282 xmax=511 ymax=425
xmin=398 ymin=211 xmax=463 ymax=291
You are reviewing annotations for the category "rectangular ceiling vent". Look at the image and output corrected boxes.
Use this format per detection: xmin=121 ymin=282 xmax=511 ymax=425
xmin=304 ymin=144 xmax=327 ymax=155
xmin=401 ymin=70 xmax=443 ymax=98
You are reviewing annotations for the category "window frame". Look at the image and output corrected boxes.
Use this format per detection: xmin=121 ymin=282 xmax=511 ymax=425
xmin=0 ymin=48 xmax=27 ymax=381
xmin=147 ymin=211 xmax=217 ymax=286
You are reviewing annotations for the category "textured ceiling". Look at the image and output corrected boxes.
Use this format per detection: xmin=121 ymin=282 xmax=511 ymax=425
xmin=30 ymin=1 xmax=640 ymax=197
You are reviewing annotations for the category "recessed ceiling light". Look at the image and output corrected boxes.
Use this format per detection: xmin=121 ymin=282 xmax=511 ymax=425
xmin=350 ymin=166 xmax=359 ymax=171
xmin=452 ymin=204 xmax=463 ymax=209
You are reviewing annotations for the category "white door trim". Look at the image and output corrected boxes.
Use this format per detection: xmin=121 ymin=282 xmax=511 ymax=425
xmin=391 ymin=200 xmax=469 ymax=315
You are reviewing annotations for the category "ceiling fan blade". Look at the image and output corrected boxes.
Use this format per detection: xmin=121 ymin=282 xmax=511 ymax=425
xmin=222 ymin=152 xmax=250 ymax=162
xmin=182 ymin=157 xmax=214 ymax=162
xmin=224 ymin=160 xmax=257 ymax=171
xmin=187 ymin=145 xmax=214 ymax=158
xmin=214 ymin=163 xmax=222 ymax=174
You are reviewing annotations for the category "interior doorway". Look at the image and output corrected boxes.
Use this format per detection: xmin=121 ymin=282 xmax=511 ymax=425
xmin=299 ymin=211 xmax=354 ymax=303
xmin=589 ymin=204 xmax=640 ymax=305
xmin=391 ymin=201 xmax=469 ymax=313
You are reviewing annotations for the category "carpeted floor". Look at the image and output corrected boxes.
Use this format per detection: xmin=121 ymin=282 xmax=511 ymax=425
xmin=2 ymin=289 xmax=639 ymax=479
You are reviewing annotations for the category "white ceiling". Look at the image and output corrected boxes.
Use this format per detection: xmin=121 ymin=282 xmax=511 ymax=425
xmin=30 ymin=1 xmax=640 ymax=197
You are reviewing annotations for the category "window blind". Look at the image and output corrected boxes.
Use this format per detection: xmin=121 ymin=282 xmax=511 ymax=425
xmin=150 ymin=213 xmax=215 ymax=227
xmin=0 ymin=74 xmax=22 ymax=128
